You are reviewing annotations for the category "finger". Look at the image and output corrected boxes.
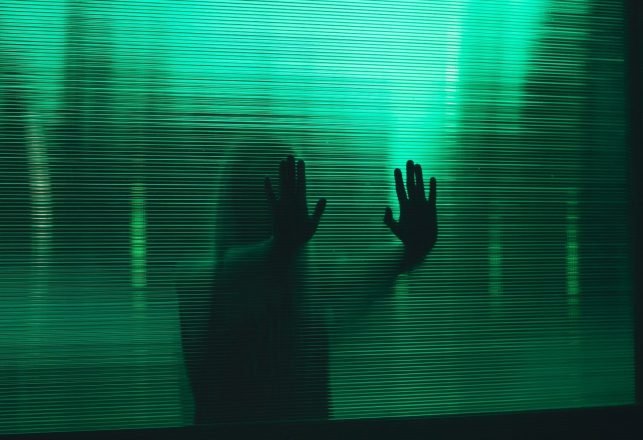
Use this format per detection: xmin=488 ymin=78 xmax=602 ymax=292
xmin=383 ymin=206 xmax=394 ymax=227
xmin=265 ymin=176 xmax=277 ymax=210
xmin=297 ymin=159 xmax=307 ymax=205
xmin=415 ymin=164 xmax=425 ymax=200
xmin=394 ymin=168 xmax=407 ymax=206
xmin=406 ymin=160 xmax=416 ymax=200
xmin=429 ymin=177 xmax=437 ymax=206
xmin=384 ymin=206 xmax=399 ymax=235
xmin=311 ymin=198 xmax=327 ymax=233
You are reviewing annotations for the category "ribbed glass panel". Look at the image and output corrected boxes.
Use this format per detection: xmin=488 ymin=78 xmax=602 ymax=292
xmin=0 ymin=0 xmax=632 ymax=434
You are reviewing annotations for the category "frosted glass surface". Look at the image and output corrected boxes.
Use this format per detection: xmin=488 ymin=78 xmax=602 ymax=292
xmin=0 ymin=0 xmax=632 ymax=433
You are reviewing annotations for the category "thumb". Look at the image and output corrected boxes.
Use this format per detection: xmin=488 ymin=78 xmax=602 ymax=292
xmin=310 ymin=198 xmax=327 ymax=234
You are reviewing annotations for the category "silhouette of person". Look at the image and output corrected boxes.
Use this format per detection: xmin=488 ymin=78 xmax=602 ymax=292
xmin=178 ymin=149 xmax=437 ymax=425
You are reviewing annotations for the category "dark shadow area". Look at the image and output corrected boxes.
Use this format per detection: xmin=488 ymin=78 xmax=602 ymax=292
xmin=178 ymin=151 xmax=437 ymax=424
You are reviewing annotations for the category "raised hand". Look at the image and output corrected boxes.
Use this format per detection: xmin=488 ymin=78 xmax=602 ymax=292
xmin=265 ymin=155 xmax=327 ymax=252
xmin=384 ymin=160 xmax=437 ymax=263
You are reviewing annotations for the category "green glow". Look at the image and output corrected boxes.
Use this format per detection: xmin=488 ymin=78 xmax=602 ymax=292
xmin=0 ymin=0 xmax=633 ymax=434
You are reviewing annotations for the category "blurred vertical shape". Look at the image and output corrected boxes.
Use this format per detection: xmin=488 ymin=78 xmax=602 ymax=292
xmin=56 ymin=0 xmax=87 ymax=242
xmin=454 ymin=0 xmax=549 ymax=337
xmin=565 ymin=191 xmax=582 ymax=399
xmin=0 ymin=68 xmax=31 ymax=265
xmin=121 ymin=12 xmax=163 ymax=306
xmin=121 ymin=5 xmax=187 ymax=424
xmin=27 ymin=113 xmax=53 ymax=302
xmin=551 ymin=0 xmax=588 ymax=323
xmin=121 ymin=2 xmax=183 ymax=321
xmin=0 ymin=59 xmax=43 ymax=425
xmin=25 ymin=113 xmax=52 ymax=421
xmin=489 ymin=212 xmax=503 ymax=308
xmin=514 ymin=0 xmax=591 ymax=404
xmin=566 ymin=194 xmax=579 ymax=318
xmin=54 ymin=0 xmax=119 ymax=264
xmin=131 ymin=182 xmax=147 ymax=294
xmin=578 ymin=0 xmax=631 ymax=403
xmin=458 ymin=0 xmax=547 ymax=315
xmin=532 ymin=7 xmax=589 ymax=402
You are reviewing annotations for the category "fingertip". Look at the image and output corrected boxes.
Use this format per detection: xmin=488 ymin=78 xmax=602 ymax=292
xmin=406 ymin=161 xmax=414 ymax=175
xmin=297 ymin=159 xmax=306 ymax=182
xmin=407 ymin=161 xmax=415 ymax=178
xmin=415 ymin=164 xmax=424 ymax=187
xmin=317 ymin=197 xmax=327 ymax=210
xmin=287 ymin=156 xmax=295 ymax=172
xmin=429 ymin=177 xmax=437 ymax=202
xmin=313 ymin=198 xmax=327 ymax=222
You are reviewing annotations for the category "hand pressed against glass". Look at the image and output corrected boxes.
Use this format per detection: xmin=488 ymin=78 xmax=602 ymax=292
xmin=385 ymin=160 xmax=438 ymax=258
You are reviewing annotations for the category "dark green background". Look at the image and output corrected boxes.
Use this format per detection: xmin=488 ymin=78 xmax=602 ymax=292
xmin=0 ymin=0 xmax=633 ymax=434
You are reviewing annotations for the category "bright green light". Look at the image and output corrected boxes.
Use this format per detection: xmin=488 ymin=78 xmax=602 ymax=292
xmin=0 ymin=0 xmax=632 ymax=433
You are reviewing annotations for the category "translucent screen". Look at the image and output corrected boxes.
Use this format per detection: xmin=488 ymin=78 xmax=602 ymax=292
xmin=0 ymin=0 xmax=633 ymax=434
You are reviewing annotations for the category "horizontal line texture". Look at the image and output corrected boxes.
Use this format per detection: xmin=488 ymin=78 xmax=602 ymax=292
xmin=0 ymin=0 xmax=633 ymax=434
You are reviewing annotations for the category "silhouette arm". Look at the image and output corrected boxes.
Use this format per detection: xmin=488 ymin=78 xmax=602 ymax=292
xmin=213 ymin=154 xmax=327 ymax=320
xmin=329 ymin=160 xmax=438 ymax=329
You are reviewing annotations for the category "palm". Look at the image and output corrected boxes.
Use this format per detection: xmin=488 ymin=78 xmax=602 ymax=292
xmin=384 ymin=160 xmax=437 ymax=257
xmin=265 ymin=155 xmax=326 ymax=250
